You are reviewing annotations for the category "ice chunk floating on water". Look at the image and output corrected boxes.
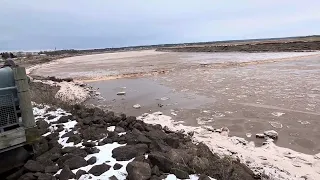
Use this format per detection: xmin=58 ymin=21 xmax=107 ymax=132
xmin=271 ymin=112 xmax=285 ymax=117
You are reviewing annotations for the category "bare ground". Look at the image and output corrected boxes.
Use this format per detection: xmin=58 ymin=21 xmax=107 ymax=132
xmin=157 ymin=41 xmax=320 ymax=52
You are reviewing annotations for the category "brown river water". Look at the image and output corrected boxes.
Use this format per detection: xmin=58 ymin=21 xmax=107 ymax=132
xmin=33 ymin=50 xmax=320 ymax=154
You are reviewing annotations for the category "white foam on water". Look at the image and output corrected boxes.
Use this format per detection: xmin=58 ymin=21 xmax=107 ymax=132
xmin=271 ymin=112 xmax=285 ymax=117
xmin=171 ymin=112 xmax=177 ymax=116
xmin=298 ymin=120 xmax=311 ymax=125
xmin=269 ymin=121 xmax=283 ymax=129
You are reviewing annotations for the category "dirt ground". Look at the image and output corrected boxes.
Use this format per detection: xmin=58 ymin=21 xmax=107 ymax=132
xmin=31 ymin=50 xmax=320 ymax=154
xmin=157 ymin=41 xmax=320 ymax=52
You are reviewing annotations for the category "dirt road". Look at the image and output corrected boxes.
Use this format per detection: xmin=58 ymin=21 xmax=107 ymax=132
xmin=32 ymin=50 xmax=320 ymax=154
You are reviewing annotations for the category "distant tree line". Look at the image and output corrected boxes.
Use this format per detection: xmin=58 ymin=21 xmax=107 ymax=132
xmin=38 ymin=49 xmax=78 ymax=56
xmin=37 ymin=43 xmax=180 ymax=56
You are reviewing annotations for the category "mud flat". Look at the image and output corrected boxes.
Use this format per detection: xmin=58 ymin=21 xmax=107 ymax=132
xmin=156 ymin=41 xmax=320 ymax=52
xmin=31 ymin=50 xmax=320 ymax=80
xmin=30 ymin=50 xmax=320 ymax=179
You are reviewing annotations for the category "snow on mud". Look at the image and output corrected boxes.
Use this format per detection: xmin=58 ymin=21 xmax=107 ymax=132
xmin=138 ymin=112 xmax=320 ymax=180
xmin=33 ymin=80 xmax=90 ymax=104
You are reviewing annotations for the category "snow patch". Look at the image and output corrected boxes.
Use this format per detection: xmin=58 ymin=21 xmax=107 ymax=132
xmin=58 ymin=121 xmax=81 ymax=148
xmin=138 ymin=112 xmax=320 ymax=180
xmin=118 ymin=132 xmax=127 ymax=136
xmin=77 ymin=143 xmax=132 ymax=180
xmin=34 ymin=106 xmax=132 ymax=180
xmin=33 ymin=79 xmax=90 ymax=104
xmin=107 ymin=126 xmax=116 ymax=132
xmin=34 ymin=105 xmax=80 ymax=147
xmin=165 ymin=174 xmax=216 ymax=180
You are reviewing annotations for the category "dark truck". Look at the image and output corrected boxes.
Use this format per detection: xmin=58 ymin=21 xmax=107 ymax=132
xmin=0 ymin=66 xmax=39 ymax=174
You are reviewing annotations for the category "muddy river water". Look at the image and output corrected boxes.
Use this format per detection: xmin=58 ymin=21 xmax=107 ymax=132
xmin=33 ymin=50 xmax=320 ymax=154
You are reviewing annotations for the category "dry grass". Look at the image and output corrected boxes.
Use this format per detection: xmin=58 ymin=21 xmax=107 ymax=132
xmin=29 ymin=81 xmax=74 ymax=110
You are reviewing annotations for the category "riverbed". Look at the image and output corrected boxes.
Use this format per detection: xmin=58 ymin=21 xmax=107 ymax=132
xmin=32 ymin=50 xmax=320 ymax=155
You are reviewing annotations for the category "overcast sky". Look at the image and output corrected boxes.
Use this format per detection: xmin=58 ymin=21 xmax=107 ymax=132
xmin=1 ymin=0 xmax=319 ymax=51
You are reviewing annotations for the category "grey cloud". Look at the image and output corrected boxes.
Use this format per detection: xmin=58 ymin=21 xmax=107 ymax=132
xmin=0 ymin=0 xmax=319 ymax=51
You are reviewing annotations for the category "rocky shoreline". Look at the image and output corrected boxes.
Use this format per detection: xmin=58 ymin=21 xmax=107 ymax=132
xmin=6 ymin=103 xmax=257 ymax=180
xmin=1 ymin=75 xmax=256 ymax=180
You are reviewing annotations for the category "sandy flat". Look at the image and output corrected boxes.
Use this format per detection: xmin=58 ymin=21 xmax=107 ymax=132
xmin=31 ymin=50 xmax=320 ymax=81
